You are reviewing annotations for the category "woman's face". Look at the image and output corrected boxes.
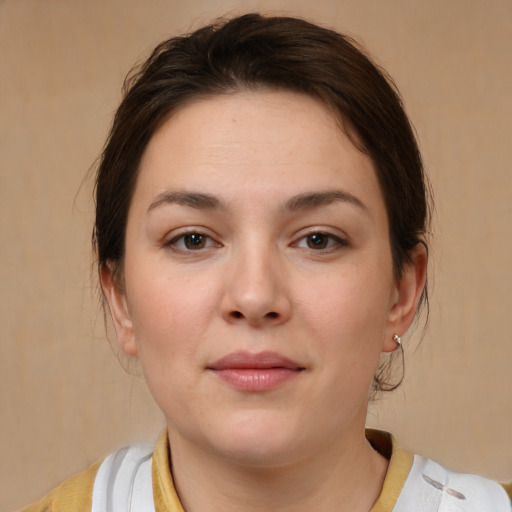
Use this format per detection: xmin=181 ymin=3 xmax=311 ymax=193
xmin=103 ymin=90 xmax=423 ymax=467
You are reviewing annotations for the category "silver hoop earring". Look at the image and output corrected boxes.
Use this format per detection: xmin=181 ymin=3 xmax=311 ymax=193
xmin=393 ymin=334 xmax=401 ymax=347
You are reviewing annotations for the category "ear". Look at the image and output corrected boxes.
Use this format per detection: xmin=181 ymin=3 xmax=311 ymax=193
xmin=99 ymin=263 xmax=138 ymax=357
xmin=382 ymin=243 xmax=428 ymax=353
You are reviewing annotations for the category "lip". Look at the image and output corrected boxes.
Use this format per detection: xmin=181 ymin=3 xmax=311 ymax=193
xmin=207 ymin=351 xmax=305 ymax=392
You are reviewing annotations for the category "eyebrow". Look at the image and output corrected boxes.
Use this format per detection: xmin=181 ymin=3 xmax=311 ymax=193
xmin=147 ymin=191 xmax=223 ymax=213
xmin=284 ymin=190 xmax=368 ymax=213
xmin=146 ymin=189 xmax=367 ymax=215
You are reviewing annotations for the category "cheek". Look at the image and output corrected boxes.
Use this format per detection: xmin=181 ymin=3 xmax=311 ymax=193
xmin=300 ymin=263 xmax=393 ymax=337
xmin=297 ymin=264 xmax=393 ymax=381
xmin=123 ymin=270 xmax=222 ymax=421
xmin=124 ymin=262 xmax=220 ymax=369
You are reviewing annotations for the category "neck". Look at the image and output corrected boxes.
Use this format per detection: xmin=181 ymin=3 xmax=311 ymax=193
xmin=167 ymin=426 xmax=388 ymax=512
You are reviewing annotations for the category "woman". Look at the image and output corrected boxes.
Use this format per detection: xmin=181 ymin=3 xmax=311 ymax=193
xmin=22 ymin=13 xmax=511 ymax=512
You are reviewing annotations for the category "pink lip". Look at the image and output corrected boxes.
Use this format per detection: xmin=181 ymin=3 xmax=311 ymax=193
xmin=207 ymin=351 xmax=305 ymax=392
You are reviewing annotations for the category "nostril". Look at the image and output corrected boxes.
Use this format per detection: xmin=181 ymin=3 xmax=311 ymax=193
xmin=229 ymin=310 xmax=279 ymax=320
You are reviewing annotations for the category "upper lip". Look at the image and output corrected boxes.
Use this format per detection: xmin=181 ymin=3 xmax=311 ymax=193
xmin=207 ymin=351 xmax=304 ymax=371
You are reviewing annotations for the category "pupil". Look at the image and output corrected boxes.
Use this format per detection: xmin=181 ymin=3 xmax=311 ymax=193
xmin=308 ymin=234 xmax=327 ymax=249
xmin=185 ymin=234 xmax=205 ymax=249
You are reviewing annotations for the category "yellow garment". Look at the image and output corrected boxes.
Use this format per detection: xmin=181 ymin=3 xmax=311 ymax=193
xmin=20 ymin=460 xmax=100 ymax=512
xmin=366 ymin=430 xmax=414 ymax=512
xmin=503 ymin=483 xmax=512 ymax=501
xmin=19 ymin=430 xmax=511 ymax=512
xmin=152 ymin=431 xmax=185 ymax=512
xmin=150 ymin=430 xmax=411 ymax=512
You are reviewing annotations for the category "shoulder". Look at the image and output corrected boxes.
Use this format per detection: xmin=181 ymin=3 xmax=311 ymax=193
xmin=18 ymin=444 xmax=154 ymax=512
xmin=19 ymin=439 xmax=162 ymax=512
xmin=19 ymin=460 xmax=101 ymax=512
xmin=396 ymin=453 xmax=511 ymax=511
xmin=367 ymin=430 xmax=511 ymax=512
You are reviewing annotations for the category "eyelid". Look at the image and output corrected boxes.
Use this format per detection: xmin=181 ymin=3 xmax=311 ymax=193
xmin=291 ymin=228 xmax=349 ymax=250
xmin=164 ymin=228 xmax=222 ymax=252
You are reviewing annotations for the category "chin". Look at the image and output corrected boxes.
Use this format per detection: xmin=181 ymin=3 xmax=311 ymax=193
xmin=201 ymin=410 xmax=310 ymax=468
xmin=214 ymin=437 xmax=301 ymax=469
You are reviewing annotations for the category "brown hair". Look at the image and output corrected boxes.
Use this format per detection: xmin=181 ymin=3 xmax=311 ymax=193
xmin=94 ymin=13 xmax=431 ymax=392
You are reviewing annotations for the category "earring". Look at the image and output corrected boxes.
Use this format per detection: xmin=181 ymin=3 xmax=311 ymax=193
xmin=393 ymin=334 xmax=401 ymax=347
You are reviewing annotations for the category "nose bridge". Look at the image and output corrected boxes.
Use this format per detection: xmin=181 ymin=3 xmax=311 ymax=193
xmin=222 ymin=234 xmax=291 ymax=325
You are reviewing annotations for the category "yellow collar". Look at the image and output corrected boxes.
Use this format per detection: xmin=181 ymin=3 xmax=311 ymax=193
xmin=152 ymin=429 xmax=414 ymax=512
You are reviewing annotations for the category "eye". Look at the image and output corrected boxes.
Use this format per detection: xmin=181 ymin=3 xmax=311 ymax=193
xmin=295 ymin=232 xmax=346 ymax=250
xmin=168 ymin=232 xmax=218 ymax=251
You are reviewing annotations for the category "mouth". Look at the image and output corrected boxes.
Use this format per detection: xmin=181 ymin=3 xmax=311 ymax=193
xmin=206 ymin=351 xmax=305 ymax=392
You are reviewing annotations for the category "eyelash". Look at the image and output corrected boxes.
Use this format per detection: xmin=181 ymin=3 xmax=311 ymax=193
xmin=165 ymin=231 xmax=220 ymax=252
xmin=165 ymin=230 xmax=347 ymax=253
xmin=293 ymin=232 xmax=347 ymax=251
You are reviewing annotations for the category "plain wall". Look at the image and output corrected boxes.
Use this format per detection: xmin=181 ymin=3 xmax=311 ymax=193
xmin=1 ymin=0 xmax=511 ymax=509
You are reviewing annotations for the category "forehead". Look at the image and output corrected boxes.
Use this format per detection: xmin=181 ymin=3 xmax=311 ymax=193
xmin=135 ymin=90 xmax=385 ymax=217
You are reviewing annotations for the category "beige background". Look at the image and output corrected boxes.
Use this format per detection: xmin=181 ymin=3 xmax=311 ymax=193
xmin=1 ymin=0 xmax=511 ymax=509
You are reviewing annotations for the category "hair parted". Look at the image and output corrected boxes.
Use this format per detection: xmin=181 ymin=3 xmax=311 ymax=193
xmin=94 ymin=13 xmax=432 ymax=392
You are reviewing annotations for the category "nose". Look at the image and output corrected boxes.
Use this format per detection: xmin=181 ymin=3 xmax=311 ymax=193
xmin=220 ymin=244 xmax=292 ymax=327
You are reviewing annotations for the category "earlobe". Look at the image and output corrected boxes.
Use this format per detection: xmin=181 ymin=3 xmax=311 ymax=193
xmin=382 ymin=243 xmax=428 ymax=353
xmin=99 ymin=263 xmax=139 ymax=357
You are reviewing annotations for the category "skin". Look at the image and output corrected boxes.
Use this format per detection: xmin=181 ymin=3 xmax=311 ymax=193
xmin=102 ymin=90 xmax=427 ymax=512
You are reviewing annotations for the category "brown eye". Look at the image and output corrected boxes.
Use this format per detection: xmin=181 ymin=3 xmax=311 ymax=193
xmin=183 ymin=233 xmax=206 ymax=249
xmin=169 ymin=232 xmax=218 ymax=251
xmin=306 ymin=233 xmax=329 ymax=249
xmin=294 ymin=232 xmax=346 ymax=251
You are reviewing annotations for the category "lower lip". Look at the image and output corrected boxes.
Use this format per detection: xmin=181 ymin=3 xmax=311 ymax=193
xmin=211 ymin=368 xmax=301 ymax=392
